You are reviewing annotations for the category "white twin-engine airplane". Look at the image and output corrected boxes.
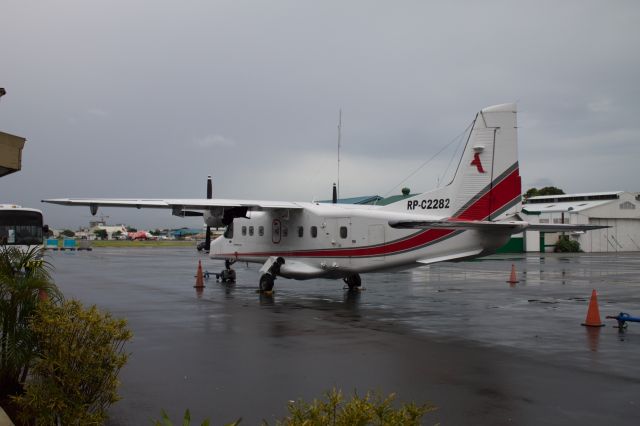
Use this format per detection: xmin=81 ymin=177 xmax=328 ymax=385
xmin=44 ymin=103 xmax=604 ymax=291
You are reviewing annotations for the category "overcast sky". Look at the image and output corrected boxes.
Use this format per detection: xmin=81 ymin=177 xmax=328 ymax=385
xmin=2 ymin=0 xmax=639 ymax=229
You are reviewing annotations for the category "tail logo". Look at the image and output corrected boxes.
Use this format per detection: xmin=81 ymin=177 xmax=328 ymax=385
xmin=470 ymin=153 xmax=486 ymax=173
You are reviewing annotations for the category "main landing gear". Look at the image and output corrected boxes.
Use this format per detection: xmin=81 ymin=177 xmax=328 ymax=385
xmin=259 ymin=257 xmax=285 ymax=292
xmin=343 ymin=273 xmax=362 ymax=291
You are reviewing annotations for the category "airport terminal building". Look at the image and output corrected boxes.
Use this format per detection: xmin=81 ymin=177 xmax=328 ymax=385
xmin=520 ymin=191 xmax=640 ymax=253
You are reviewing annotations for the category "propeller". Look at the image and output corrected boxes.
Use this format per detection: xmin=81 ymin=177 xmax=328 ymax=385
xmin=204 ymin=175 xmax=212 ymax=252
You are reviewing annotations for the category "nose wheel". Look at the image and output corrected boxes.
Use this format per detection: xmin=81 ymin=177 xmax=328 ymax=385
xmin=215 ymin=259 xmax=236 ymax=283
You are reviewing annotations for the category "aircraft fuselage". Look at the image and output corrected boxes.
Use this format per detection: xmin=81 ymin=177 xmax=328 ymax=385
xmin=210 ymin=202 xmax=510 ymax=279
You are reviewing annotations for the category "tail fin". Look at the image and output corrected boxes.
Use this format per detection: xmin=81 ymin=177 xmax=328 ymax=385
xmin=384 ymin=103 xmax=522 ymax=221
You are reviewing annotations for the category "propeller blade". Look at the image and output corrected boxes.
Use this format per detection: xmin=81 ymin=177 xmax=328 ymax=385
xmin=205 ymin=225 xmax=211 ymax=251
xmin=205 ymin=176 xmax=213 ymax=251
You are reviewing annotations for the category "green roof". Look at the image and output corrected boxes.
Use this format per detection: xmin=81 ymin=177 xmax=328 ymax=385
xmin=374 ymin=193 xmax=418 ymax=206
xmin=319 ymin=193 xmax=419 ymax=206
xmin=319 ymin=195 xmax=383 ymax=205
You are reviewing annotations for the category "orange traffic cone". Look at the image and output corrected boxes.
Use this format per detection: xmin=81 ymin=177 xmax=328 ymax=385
xmin=581 ymin=289 xmax=605 ymax=327
xmin=507 ymin=264 xmax=519 ymax=284
xmin=194 ymin=260 xmax=205 ymax=289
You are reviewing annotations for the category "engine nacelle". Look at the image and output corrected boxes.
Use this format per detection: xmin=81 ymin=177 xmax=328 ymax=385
xmin=204 ymin=208 xmax=225 ymax=228
xmin=203 ymin=207 xmax=249 ymax=227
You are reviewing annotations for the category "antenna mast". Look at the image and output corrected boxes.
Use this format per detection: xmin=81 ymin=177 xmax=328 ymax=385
xmin=337 ymin=108 xmax=342 ymax=199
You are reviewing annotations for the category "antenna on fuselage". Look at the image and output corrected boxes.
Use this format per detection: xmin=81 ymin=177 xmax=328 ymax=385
xmin=337 ymin=108 xmax=342 ymax=200
xmin=205 ymin=175 xmax=212 ymax=251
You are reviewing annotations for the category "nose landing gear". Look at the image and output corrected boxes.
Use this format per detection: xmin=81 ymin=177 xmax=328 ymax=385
xmin=215 ymin=259 xmax=236 ymax=283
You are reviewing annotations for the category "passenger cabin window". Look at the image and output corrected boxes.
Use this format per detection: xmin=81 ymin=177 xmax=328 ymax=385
xmin=340 ymin=226 xmax=348 ymax=239
xmin=242 ymin=226 xmax=247 ymax=236
xmin=311 ymin=226 xmax=317 ymax=238
xmin=224 ymin=223 xmax=234 ymax=239
xmin=249 ymin=226 xmax=254 ymax=236
xmin=298 ymin=226 xmax=304 ymax=237
xmin=258 ymin=226 xmax=264 ymax=236
xmin=282 ymin=226 xmax=288 ymax=238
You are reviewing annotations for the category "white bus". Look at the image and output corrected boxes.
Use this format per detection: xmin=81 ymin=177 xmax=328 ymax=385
xmin=0 ymin=204 xmax=45 ymax=250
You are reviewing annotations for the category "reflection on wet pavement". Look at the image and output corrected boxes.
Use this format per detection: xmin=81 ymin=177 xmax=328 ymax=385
xmin=48 ymin=249 xmax=640 ymax=425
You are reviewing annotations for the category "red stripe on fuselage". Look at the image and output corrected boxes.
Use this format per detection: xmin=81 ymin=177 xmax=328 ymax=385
xmin=222 ymin=167 xmax=521 ymax=259
xmin=455 ymin=167 xmax=521 ymax=221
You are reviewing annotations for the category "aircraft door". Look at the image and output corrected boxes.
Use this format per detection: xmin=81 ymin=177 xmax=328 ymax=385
xmin=272 ymin=219 xmax=281 ymax=244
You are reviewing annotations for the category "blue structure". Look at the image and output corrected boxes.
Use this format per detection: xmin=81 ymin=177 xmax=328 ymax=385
xmin=62 ymin=238 xmax=77 ymax=250
xmin=606 ymin=312 xmax=640 ymax=329
xmin=45 ymin=238 xmax=58 ymax=250
xmin=170 ymin=228 xmax=203 ymax=238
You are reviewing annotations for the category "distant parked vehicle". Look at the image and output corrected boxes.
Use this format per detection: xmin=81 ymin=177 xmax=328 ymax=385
xmin=0 ymin=204 xmax=46 ymax=252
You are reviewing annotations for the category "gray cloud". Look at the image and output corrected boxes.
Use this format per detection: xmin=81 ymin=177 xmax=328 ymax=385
xmin=194 ymin=134 xmax=236 ymax=148
xmin=2 ymin=0 xmax=639 ymax=229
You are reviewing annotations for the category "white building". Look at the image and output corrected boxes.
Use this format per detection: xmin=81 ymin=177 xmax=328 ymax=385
xmin=522 ymin=191 xmax=640 ymax=252
xmin=89 ymin=223 xmax=128 ymax=240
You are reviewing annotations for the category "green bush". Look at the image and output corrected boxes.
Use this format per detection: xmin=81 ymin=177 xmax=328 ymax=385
xmin=276 ymin=388 xmax=435 ymax=426
xmin=60 ymin=229 xmax=75 ymax=238
xmin=554 ymin=235 xmax=581 ymax=252
xmin=0 ymin=246 xmax=60 ymax=398
xmin=153 ymin=408 xmax=243 ymax=426
xmin=155 ymin=389 xmax=434 ymax=426
xmin=13 ymin=300 xmax=132 ymax=425
xmin=94 ymin=229 xmax=108 ymax=240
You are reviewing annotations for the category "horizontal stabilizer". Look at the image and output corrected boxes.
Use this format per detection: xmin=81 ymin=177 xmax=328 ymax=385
xmin=525 ymin=223 xmax=610 ymax=231
xmin=389 ymin=219 xmax=609 ymax=233
xmin=389 ymin=219 xmax=527 ymax=231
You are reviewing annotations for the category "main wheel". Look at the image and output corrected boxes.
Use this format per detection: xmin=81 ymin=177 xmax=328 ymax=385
xmin=259 ymin=274 xmax=275 ymax=292
xmin=343 ymin=274 xmax=362 ymax=290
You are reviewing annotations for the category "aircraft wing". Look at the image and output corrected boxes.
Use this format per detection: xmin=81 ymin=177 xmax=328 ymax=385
xmin=389 ymin=219 xmax=608 ymax=232
xmin=42 ymin=198 xmax=302 ymax=212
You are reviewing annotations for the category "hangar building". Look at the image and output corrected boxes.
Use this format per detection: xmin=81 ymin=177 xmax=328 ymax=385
xmin=522 ymin=191 xmax=640 ymax=252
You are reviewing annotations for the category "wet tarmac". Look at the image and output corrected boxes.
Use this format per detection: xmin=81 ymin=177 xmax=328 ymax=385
xmin=49 ymin=249 xmax=640 ymax=425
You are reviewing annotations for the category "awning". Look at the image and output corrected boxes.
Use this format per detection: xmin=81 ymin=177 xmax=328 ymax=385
xmin=0 ymin=131 xmax=26 ymax=177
